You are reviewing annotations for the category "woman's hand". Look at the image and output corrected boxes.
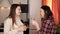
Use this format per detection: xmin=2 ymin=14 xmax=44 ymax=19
xmin=17 ymin=25 xmax=27 ymax=32
xmin=23 ymin=25 xmax=28 ymax=31
xmin=30 ymin=18 xmax=40 ymax=31
xmin=30 ymin=18 xmax=38 ymax=26
xmin=30 ymin=18 xmax=35 ymax=25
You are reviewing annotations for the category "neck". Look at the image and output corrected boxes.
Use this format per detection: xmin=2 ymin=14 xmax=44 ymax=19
xmin=15 ymin=15 xmax=20 ymax=19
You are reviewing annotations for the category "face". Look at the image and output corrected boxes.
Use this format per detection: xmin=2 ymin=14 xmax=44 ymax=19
xmin=16 ymin=6 xmax=21 ymax=16
xmin=40 ymin=9 xmax=45 ymax=18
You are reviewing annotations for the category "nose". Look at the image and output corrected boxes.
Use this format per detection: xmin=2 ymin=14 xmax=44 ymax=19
xmin=20 ymin=10 xmax=21 ymax=13
xmin=40 ymin=14 xmax=41 ymax=16
xmin=40 ymin=12 xmax=41 ymax=15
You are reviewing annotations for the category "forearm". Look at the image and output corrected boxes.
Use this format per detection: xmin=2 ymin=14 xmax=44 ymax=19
xmin=34 ymin=22 xmax=40 ymax=31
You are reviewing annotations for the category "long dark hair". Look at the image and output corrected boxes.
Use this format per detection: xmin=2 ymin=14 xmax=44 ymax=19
xmin=41 ymin=6 xmax=53 ymax=20
xmin=8 ymin=4 xmax=21 ymax=26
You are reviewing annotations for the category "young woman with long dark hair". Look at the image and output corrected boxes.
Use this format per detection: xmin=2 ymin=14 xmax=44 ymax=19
xmin=30 ymin=6 xmax=56 ymax=34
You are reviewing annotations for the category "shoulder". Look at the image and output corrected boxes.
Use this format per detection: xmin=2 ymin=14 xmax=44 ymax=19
xmin=4 ymin=18 xmax=12 ymax=28
xmin=4 ymin=17 xmax=12 ymax=24
xmin=4 ymin=17 xmax=12 ymax=21
xmin=44 ymin=19 xmax=53 ymax=24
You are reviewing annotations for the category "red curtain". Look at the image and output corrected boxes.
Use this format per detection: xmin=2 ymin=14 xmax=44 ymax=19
xmin=42 ymin=0 xmax=60 ymax=25
xmin=58 ymin=0 xmax=60 ymax=24
xmin=42 ymin=0 xmax=47 ymax=5
xmin=52 ymin=0 xmax=59 ymax=25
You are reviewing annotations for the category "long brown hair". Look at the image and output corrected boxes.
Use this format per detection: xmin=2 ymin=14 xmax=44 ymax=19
xmin=8 ymin=4 xmax=21 ymax=26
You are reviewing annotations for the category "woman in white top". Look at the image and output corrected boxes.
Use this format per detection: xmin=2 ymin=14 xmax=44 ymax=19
xmin=4 ymin=4 xmax=27 ymax=34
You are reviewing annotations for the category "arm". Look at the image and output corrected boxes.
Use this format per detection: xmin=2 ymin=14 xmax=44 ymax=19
xmin=50 ymin=22 xmax=56 ymax=34
xmin=4 ymin=18 xmax=18 ymax=34
xmin=30 ymin=18 xmax=40 ymax=31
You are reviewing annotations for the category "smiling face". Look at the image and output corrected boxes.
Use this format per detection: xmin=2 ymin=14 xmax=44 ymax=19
xmin=40 ymin=8 xmax=45 ymax=18
xmin=16 ymin=6 xmax=21 ymax=16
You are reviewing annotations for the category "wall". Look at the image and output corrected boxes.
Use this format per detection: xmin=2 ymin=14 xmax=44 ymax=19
xmin=0 ymin=0 xmax=11 ymax=7
xmin=0 ymin=0 xmax=11 ymax=25
xmin=13 ymin=0 xmax=28 ymax=4
xmin=29 ymin=0 xmax=42 ymax=34
xmin=29 ymin=0 xmax=42 ymax=29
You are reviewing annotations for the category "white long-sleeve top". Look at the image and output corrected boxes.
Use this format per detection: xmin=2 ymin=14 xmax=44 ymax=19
xmin=4 ymin=18 xmax=24 ymax=34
